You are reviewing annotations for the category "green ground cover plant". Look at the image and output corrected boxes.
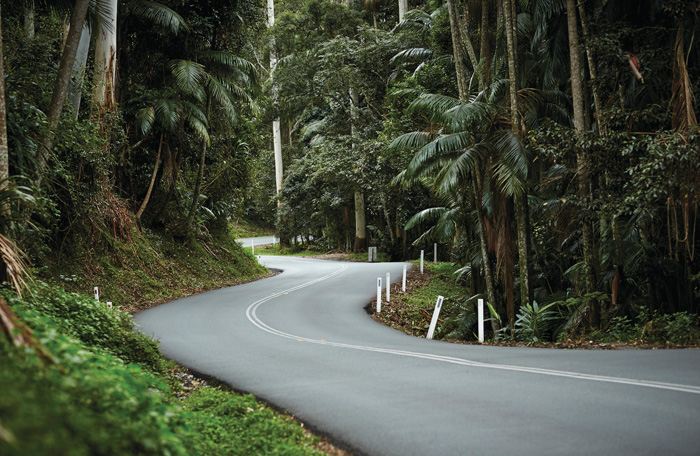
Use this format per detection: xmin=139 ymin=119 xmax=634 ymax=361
xmin=0 ymin=280 xmax=332 ymax=456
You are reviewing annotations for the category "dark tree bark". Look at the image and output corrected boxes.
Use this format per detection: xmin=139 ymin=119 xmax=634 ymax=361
xmin=567 ymin=0 xmax=599 ymax=322
xmin=36 ymin=0 xmax=91 ymax=190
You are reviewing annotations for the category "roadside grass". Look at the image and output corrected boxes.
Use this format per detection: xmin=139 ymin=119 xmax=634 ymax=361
xmin=0 ymin=284 xmax=338 ymax=456
xmin=42 ymin=225 xmax=267 ymax=314
xmin=245 ymin=244 xmax=327 ymax=257
xmin=231 ymin=219 xmax=276 ymax=239
xmin=368 ymin=262 xmax=466 ymax=340
xmin=345 ymin=251 xmax=392 ymax=262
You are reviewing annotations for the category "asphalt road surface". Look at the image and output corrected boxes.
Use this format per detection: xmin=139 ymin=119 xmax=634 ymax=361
xmin=134 ymin=254 xmax=700 ymax=456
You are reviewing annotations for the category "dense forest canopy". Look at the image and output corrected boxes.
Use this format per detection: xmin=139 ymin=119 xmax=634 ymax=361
xmin=0 ymin=0 xmax=699 ymax=340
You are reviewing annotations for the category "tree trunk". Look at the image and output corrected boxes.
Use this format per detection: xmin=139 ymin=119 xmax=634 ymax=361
xmin=183 ymin=95 xmax=212 ymax=234
xmin=69 ymin=24 xmax=91 ymax=118
xmin=447 ymin=0 xmax=469 ymax=102
xmin=460 ymin=3 xmax=479 ymax=73
xmin=35 ymin=0 xmax=91 ymax=190
xmin=515 ymin=192 xmax=531 ymax=307
xmin=135 ymin=133 xmax=163 ymax=221
xmin=349 ymin=86 xmax=366 ymax=252
xmin=24 ymin=1 xmax=35 ymax=39
xmin=398 ymin=0 xmax=407 ymax=23
xmin=503 ymin=0 xmax=531 ymax=313
xmin=354 ymin=190 xmax=367 ymax=252
xmin=474 ymin=170 xmax=498 ymax=332
xmin=502 ymin=0 xmax=520 ymax=133
xmin=567 ymin=0 xmax=598 ymax=320
xmin=93 ymin=0 xmax=118 ymax=112
xmin=0 ymin=3 xmax=9 ymax=193
xmin=267 ymin=0 xmax=284 ymax=206
xmin=480 ymin=0 xmax=490 ymax=89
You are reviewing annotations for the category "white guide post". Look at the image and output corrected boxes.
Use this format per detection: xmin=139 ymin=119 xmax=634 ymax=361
xmin=426 ymin=296 xmax=444 ymax=340
xmin=434 ymin=243 xmax=437 ymax=263
xmin=420 ymin=250 xmax=424 ymax=274
xmin=94 ymin=287 xmax=99 ymax=301
xmin=252 ymin=240 xmax=255 ymax=255
xmin=386 ymin=272 xmax=390 ymax=302
xmin=478 ymin=298 xmax=485 ymax=343
xmin=376 ymin=277 xmax=382 ymax=313
xmin=402 ymin=265 xmax=407 ymax=292
xmin=106 ymin=301 xmax=113 ymax=309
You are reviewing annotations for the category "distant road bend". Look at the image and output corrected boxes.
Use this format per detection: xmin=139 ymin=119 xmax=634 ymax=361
xmin=135 ymin=241 xmax=700 ymax=456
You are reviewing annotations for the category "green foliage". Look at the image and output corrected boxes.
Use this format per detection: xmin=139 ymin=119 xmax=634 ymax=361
xmin=183 ymin=388 xmax=323 ymax=456
xmin=0 ymin=310 xmax=191 ymax=456
xmin=594 ymin=308 xmax=700 ymax=345
xmin=4 ymin=283 xmax=168 ymax=372
xmin=513 ymin=301 xmax=559 ymax=343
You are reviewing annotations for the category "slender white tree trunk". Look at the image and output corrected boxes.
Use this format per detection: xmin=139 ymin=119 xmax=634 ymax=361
xmin=349 ymin=86 xmax=366 ymax=251
xmin=69 ymin=24 xmax=91 ymax=118
xmin=267 ymin=0 xmax=284 ymax=201
xmin=93 ymin=0 xmax=118 ymax=110
xmin=24 ymin=1 xmax=35 ymax=39
xmin=398 ymin=0 xmax=407 ymax=22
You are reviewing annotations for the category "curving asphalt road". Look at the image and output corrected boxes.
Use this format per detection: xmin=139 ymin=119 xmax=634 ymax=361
xmin=134 ymin=252 xmax=700 ymax=456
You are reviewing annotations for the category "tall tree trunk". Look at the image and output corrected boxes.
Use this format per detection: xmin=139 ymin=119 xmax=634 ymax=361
xmin=398 ymin=0 xmax=407 ymax=23
xmin=447 ymin=0 xmax=469 ymax=101
xmin=24 ymin=1 xmax=35 ymax=39
xmin=567 ymin=0 xmax=598 ymax=320
xmin=460 ymin=3 xmax=479 ymax=73
xmin=349 ymin=85 xmax=366 ymax=252
xmin=135 ymin=133 xmax=163 ymax=221
xmin=503 ymin=0 xmax=531 ymax=314
xmin=0 ymin=3 xmax=8 ymax=207
xmin=183 ymin=96 xmax=211 ymax=234
xmin=93 ymin=0 xmax=118 ymax=112
xmin=267 ymin=0 xmax=284 ymax=206
xmin=502 ymin=0 xmax=519 ymax=133
xmin=354 ymin=190 xmax=367 ymax=251
xmin=35 ymin=0 xmax=91 ymax=190
xmin=480 ymin=0 xmax=490 ymax=89
xmin=474 ymin=171 xmax=499 ymax=332
xmin=69 ymin=24 xmax=91 ymax=118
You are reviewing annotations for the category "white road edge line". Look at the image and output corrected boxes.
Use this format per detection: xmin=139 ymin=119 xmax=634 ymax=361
xmin=245 ymin=264 xmax=700 ymax=395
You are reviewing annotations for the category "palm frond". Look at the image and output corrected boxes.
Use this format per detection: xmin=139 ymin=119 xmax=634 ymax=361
xmin=169 ymin=59 xmax=207 ymax=99
xmin=388 ymin=131 xmax=435 ymax=151
xmin=207 ymin=76 xmax=237 ymax=124
xmin=201 ymin=51 xmax=256 ymax=76
xmin=129 ymin=0 xmax=188 ymax=34
xmin=135 ymin=106 xmax=155 ymax=136
xmin=185 ymin=116 xmax=210 ymax=145
xmin=153 ymin=98 xmax=182 ymax=132
xmin=434 ymin=142 xmax=490 ymax=194
xmin=408 ymin=93 xmax=463 ymax=124
xmin=390 ymin=48 xmax=436 ymax=66
xmin=405 ymin=206 xmax=448 ymax=229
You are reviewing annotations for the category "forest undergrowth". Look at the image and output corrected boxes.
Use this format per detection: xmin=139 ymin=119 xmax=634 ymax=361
xmin=0 ymin=223 xmax=347 ymax=456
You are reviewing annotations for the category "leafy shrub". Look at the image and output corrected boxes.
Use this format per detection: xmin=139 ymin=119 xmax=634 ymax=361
xmin=596 ymin=308 xmax=700 ymax=344
xmin=3 ymin=283 xmax=168 ymax=372
xmin=514 ymin=301 xmax=559 ymax=343
xmin=0 ymin=310 xmax=192 ymax=456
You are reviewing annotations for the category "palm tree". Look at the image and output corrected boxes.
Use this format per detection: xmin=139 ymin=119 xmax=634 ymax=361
xmin=169 ymin=51 xmax=257 ymax=234
xmin=391 ymin=83 xmax=531 ymax=328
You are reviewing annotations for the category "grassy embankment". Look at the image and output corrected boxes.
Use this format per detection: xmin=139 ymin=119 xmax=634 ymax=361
xmin=0 ymin=223 xmax=344 ymax=455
